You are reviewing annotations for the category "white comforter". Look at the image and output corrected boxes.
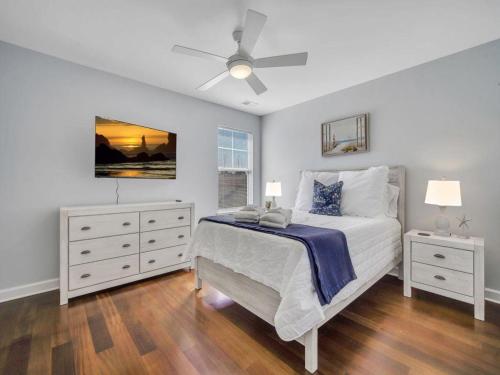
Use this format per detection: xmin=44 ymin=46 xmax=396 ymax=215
xmin=187 ymin=211 xmax=401 ymax=341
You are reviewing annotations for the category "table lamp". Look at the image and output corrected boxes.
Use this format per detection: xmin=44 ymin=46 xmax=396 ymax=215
xmin=425 ymin=180 xmax=462 ymax=236
xmin=265 ymin=181 xmax=282 ymax=208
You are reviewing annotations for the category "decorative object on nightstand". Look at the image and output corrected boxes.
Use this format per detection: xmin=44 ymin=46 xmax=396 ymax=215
xmin=403 ymin=229 xmax=484 ymax=320
xmin=456 ymin=214 xmax=472 ymax=239
xmin=265 ymin=181 xmax=282 ymax=208
xmin=424 ymin=180 xmax=462 ymax=236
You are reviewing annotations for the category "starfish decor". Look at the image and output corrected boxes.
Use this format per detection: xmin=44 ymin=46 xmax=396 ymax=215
xmin=456 ymin=214 xmax=472 ymax=238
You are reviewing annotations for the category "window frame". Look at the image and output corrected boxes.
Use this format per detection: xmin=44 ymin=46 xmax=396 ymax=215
xmin=217 ymin=127 xmax=253 ymax=213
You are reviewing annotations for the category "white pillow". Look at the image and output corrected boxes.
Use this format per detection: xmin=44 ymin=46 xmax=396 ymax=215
xmin=385 ymin=184 xmax=400 ymax=218
xmin=339 ymin=166 xmax=389 ymax=217
xmin=294 ymin=170 xmax=339 ymax=211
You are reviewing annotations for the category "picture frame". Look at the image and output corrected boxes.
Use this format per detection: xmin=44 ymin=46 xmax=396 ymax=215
xmin=321 ymin=113 xmax=368 ymax=156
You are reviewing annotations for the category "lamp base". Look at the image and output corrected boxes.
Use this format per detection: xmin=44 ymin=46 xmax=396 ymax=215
xmin=271 ymin=197 xmax=277 ymax=208
xmin=433 ymin=206 xmax=451 ymax=237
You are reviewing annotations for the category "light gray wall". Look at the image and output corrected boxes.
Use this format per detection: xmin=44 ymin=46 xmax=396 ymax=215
xmin=262 ymin=40 xmax=500 ymax=291
xmin=0 ymin=41 xmax=260 ymax=290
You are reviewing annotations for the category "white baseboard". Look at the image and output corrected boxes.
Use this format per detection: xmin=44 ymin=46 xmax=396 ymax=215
xmin=485 ymin=288 xmax=500 ymax=305
xmin=0 ymin=278 xmax=59 ymax=304
xmin=1 ymin=275 xmax=499 ymax=306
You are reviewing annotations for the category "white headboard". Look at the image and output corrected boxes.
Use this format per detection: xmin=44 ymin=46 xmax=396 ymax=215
xmin=305 ymin=166 xmax=406 ymax=235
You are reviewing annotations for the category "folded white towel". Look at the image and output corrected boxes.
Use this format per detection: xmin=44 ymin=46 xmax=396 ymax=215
xmin=235 ymin=218 xmax=259 ymax=223
xmin=240 ymin=205 xmax=264 ymax=214
xmin=234 ymin=211 xmax=260 ymax=221
xmin=259 ymin=219 xmax=288 ymax=229
xmin=234 ymin=206 xmax=264 ymax=223
xmin=259 ymin=208 xmax=292 ymax=228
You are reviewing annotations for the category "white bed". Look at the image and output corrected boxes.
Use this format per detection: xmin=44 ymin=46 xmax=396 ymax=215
xmin=188 ymin=166 xmax=405 ymax=373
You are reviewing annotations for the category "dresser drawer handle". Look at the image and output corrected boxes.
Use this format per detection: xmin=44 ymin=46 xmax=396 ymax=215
xmin=80 ymin=250 xmax=91 ymax=255
xmin=81 ymin=226 xmax=91 ymax=231
xmin=177 ymin=253 xmax=183 ymax=257
xmin=122 ymin=243 xmax=131 ymax=248
xmin=148 ymin=239 xmax=156 ymax=244
xmin=148 ymin=259 xmax=156 ymax=264
xmin=434 ymin=275 xmax=446 ymax=281
xmin=122 ymin=222 xmax=131 ymax=226
xmin=148 ymin=219 xmax=156 ymax=224
xmin=81 ymin=273 xmax=91 ymax=279
xmin=434 ymin=254 xmax=445 ymax=259
xmin=178 ymin=216 xmax=184 ymax=220
xmin=178 ymin=234 xmax=185 ymax=239
xmin=122 ymin=264 xmax=131 ymax=269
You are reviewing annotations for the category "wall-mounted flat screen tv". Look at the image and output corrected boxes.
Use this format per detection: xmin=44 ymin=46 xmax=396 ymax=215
xmin=95 ymin=116 xmax=176 ymax=179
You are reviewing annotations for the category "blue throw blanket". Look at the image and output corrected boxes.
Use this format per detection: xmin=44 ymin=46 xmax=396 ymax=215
xmin=200 ymin=215 xmax=356 ymax=305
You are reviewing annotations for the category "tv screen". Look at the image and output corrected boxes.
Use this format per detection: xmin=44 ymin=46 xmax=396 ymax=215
xmin=95 ymin=116 xmax=176 ymax=179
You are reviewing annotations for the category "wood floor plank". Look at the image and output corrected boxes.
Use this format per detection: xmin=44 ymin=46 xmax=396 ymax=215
xmin=87 ymin=312 xmax=113 ymax=353
xmin=2 ymin=334 xmax=32 ymax=375
xmin=51 ymin=341 xmax=75 ymax=375
xmin=1 ymin=272 xmax=500 ymax=375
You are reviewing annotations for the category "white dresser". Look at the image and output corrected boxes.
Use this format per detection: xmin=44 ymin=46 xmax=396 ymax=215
xmin=60 ymin=201 xmax=194 ymax=305
xmin=403 ymin=229 xmax=484 ymax=320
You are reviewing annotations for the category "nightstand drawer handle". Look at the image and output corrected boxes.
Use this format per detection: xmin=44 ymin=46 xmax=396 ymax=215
xmin=122 ymin=222 xmax=131 ymax=226
xmin=80 ymin=250 xmax=91 ymax=255
xmin=148 ymin=259 xmax=156 ymax=264
xmin=178 ymin=216 xmax=184 ymax=220
xmin=434 ymin=253 xmax=445 ymax=259
xmin=81 ymin=273 xmax=91 ymax=279
xmin=148 ymin=239 xmax=156 ymax=244
xmin=122 ymin=264 xmax=130 ymax=269
xmin=434 ymin=275 xmax=446 ymax=281
xmin=81 ymin=226 xmax=91 ymax=231
xmin=148 ymin=219 xmax=156 ymax=224
xmin=178 ymin=234 xmax=185 ymax=239
xmin=122 ymin=243 xmax=130 ymax=248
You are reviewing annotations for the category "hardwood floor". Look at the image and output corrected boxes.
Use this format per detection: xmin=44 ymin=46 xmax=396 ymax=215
xmin=1 ymin=271 xmax=499 ymax=375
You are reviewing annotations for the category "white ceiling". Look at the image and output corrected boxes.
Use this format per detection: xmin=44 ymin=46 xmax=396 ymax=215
xmin=1 ymin=0 xmax=500 ymax=115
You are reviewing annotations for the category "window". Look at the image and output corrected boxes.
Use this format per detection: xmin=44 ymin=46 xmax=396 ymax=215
xmin=218 ymin=128 xmax=253 ymax=210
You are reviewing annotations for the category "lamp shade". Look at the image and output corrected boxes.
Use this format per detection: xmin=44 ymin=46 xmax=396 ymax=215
xmin=265 ymin=181 xmax=282 ymax=197
xmin=425 ymin=180 xmax=462 ymax=207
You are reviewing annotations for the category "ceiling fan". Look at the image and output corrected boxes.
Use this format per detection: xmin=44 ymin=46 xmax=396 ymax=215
xmin=171 ymin=9 xmax=308 ymax=95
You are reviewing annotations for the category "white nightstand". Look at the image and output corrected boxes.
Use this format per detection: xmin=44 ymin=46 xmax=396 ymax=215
xmin=404 ymin=229 xmax=485 ymax=320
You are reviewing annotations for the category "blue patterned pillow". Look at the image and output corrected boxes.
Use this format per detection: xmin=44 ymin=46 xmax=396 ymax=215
xmin=309 ymin=180 xmax=343 ymax=216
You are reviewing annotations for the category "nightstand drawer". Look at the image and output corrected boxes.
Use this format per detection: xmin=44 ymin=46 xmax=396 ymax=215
xmin=412 ymin=262 xmax=473 ymax=296
xmin=412 ymin=242 xmax=473 ymax=273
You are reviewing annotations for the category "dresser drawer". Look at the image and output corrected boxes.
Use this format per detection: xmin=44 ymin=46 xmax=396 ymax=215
xmin=140 ymin=209 xmax=190 ymax=231
xmin=69 ymin=212 xmax=139 ymax=241
xmin=412 ymin=262 xmax=473 ymax=296
xmin=140 ymin=226 xmax=190 ymax=252
xmin=69 ymin=254 xmax=139 ymax=290
xmin=140 ymin=246 xmax=188 ymax=273
xmin=412 ymin=242 xmax=473 ymax=273
xmin=69 ymin=233 xmax=139 ymax=266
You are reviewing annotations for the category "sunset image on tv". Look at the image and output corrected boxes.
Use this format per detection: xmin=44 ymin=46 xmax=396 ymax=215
xmin=95 ymin=117 xmax=176 ymax=179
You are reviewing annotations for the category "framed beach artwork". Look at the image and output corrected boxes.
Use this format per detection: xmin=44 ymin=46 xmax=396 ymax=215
xmin=321 ymin=114 xmax=368 ymax=156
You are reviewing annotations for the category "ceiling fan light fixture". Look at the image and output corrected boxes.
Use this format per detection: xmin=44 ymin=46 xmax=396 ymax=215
xmin=228 ymin=60 xmax=252 ymax=79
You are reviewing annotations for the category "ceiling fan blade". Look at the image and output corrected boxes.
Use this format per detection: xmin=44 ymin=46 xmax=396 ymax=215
xmin=172 ymin=45 xmax=227 ymax=63
xmin=239 ymin=10 xmax=267 ymax=56
xmin=246 ymin=73 xmax=267 ymax=95
xmin=254 ymin=52 xmax=308 ymax=68
xmin=197 ymin=71 xmax=230 ymax=91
